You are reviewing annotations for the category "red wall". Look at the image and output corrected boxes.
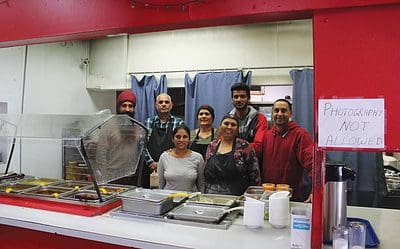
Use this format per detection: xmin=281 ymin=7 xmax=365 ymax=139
xmin=312 ymin=5 xmax=400 ymax=248
xmin=1 ymin=0 xmax=398 ymax=47
xmin=314 ymin=5 xmax=400 ymax=151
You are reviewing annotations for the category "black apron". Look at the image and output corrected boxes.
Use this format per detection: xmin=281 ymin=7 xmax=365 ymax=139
xmin=204 ymin=141 xmax=249 ymax=196
xmin=189 ymin=128 xmax=214 ymax=159
xmin=147 ymin=121 xmax=174 ymax=162
xmin=142 ymin=121 xmax=174 ymax=188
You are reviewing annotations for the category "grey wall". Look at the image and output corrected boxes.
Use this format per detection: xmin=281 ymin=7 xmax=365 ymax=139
xmin=0 ymin=41 xmax=115 ymax=178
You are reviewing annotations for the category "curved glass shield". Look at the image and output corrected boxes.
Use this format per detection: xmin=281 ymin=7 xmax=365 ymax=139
xmin=0 ymin=113 xmax=112 ymax=176
xmin=82 ymin=115 xmax=148 ymax=186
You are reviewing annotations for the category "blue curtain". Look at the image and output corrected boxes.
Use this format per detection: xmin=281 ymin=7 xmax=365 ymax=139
xmin=132 ymin=75 xmax=167 ymax=123
xmin=184 ymin=71 xmax=252 ymax=130
xmin=290 ymin=68 xmax=314 ymax=138
xmin=290 ymin=69 xmax=314 ymax=199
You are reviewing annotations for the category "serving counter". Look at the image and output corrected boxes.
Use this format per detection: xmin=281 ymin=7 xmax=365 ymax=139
xmin=0 ymin=202 xmax=398 ymax=249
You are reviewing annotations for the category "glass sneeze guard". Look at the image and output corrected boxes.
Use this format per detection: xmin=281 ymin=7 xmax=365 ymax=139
xmin=0 ymin=113 xmax=148 ymax=202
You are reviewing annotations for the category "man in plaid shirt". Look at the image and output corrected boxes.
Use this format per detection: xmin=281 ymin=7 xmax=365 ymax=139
xmin=142 ymin=93 xmax=184 ymax=187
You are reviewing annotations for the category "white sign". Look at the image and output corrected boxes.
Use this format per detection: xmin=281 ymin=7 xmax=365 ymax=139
xmin=318 ymin=98 xmax=385 ymax=149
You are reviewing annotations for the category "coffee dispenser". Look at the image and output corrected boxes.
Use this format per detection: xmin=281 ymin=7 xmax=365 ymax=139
xmin=323 ymin=161 xmax=356 ymax=243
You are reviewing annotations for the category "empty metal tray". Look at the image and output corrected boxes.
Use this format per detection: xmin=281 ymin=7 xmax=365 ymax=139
xmin=168 ymin=203 xmax=230 ymax=223
xmin=118 ymin=188 xmax=174 ymax=215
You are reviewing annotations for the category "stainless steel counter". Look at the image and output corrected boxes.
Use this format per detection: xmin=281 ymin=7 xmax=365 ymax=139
xmin=0 ymin=202 xmax=398 ymax=249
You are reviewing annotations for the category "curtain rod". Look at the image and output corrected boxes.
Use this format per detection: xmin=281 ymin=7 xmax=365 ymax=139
xmin=128 ymin=65 xmax=313 ymax=75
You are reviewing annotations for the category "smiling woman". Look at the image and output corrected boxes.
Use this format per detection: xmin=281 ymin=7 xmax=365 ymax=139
xmin=157 ymin=124 xmax=205 ymax=192
xmin=189 ymin=105 xmax=220 ymax=159
xmin=204 ymin=114 xmax=261 ymax=196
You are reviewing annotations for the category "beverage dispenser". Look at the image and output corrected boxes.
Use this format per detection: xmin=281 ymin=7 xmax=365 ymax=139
xmin=323 ymin=161 xmax=356 ymax=243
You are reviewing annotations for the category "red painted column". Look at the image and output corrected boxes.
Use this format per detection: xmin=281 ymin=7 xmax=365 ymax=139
xmin=312 ymin=4 xmax=400 ymax=248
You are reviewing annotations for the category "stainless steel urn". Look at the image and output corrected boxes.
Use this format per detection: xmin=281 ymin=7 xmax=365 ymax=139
xmin=323 ymin=161 xmax=356 ymax=243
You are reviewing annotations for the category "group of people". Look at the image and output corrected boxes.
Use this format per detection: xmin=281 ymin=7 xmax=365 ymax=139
xmin=111 ymin=82 xmax=313 ymax=202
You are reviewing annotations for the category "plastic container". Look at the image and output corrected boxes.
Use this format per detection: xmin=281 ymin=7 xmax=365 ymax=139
xmin=346 ymin=217 xmax=380 ymax=248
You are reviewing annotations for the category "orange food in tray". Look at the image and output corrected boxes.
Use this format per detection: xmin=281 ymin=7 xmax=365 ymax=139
xmin=276 ymin=184 xmax=290 ymax=191
xmin=262 ymin=183 xmax=275 ymax=191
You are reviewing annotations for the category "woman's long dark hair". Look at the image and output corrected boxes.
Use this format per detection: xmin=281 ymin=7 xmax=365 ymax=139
xmin=172 ymin=124 xmax=191 ymax=138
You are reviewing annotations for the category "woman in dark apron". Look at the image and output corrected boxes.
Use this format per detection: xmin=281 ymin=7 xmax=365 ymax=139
xmin=204 ymin=114 xmax=261 ymax=196
xmin=189 ymin=105 xmax=219 ymax=159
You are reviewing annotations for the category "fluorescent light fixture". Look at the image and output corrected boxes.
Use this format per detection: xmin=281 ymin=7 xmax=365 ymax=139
xmin=106 ymin=33 xmax=128 ymax=38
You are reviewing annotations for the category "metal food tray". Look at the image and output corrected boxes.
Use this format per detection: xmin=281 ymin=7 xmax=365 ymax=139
xmin=49 ymin=180 xmax=93 ymax=190
xmin=187 ymin=193 xmax=239 ymax=207
xmin=86 ymin=184 xmax=133 ymax=195
xmin=151 ymin=189 xmax=192 ymax=204
xmin=22 ymin=185 xmax=75 ymax=198
xmin=59 ymin=189 xmax=114 ymax=203
xmin=244 ymin=186 xmax=265 ymax=200
xmin=0 ymin=182 xmax=38 ymax=194
xmin=110 ymin=207 xmax=237 ymax=230
xmin=167 ymin=203 xmax=230 ymax=223
xmin=17 ymin=177 xmax=60 ymax=186
xmin=118 ymin=188 xmax=174 ymax=215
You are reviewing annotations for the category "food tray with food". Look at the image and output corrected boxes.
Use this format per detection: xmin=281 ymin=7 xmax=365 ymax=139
xmin=186 ymin=193 xmax=239 ymax=207
xmin=151 ymin=189 xmax=194 ymax=205
xmin=49 ymin=180 xmax=92 ymax=190
xmin=22 ymin=185 xmax=75 ymax=198
xmin=0 ymin=182 xmax=38 ymax=194
xmin=59 ymin=189 xmax=114 ymax=203
xmin=85 ymin=184 xmax=132 ymax=195
xmin=18 ymin=177 xmax=60 ymax=186
xmin=257 ymin=183 xmax=293 ymax=200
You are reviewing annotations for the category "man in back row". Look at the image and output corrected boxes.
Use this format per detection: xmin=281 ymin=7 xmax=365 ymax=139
xmin=261 ymin=98 xmax=313 ymax=202
xmin=143 ymin=93 xmax=184 ymax=187
xmin=229 ymin=83 xmax=268 ymax=158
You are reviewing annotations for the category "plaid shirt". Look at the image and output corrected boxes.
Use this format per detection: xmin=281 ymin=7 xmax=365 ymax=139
xmin=143 ymin=115 xmax=184 ymax=164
